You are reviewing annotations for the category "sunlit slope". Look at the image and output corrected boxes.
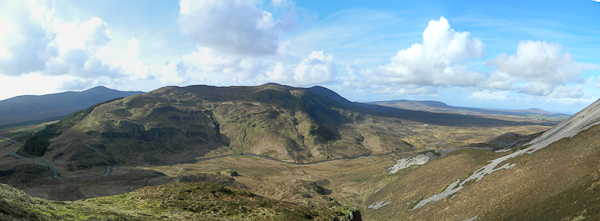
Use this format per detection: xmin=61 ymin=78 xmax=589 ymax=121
xmin=365 ymin=99 xmax=600 ymax=220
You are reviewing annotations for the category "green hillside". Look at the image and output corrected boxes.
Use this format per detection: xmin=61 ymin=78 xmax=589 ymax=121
xmin=19 ymin=84 xmax=417 ymax=175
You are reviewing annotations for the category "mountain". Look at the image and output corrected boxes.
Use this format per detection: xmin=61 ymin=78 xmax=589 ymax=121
xmin=364 ymin=98 xmax=600 ymax=220
xmin=17 ymin=83 xmax=546 ymax=177
xmin=0 ymin=86 xmax=144 ymax=126
xmin=371 ymin=99 xmax=570 ymax=120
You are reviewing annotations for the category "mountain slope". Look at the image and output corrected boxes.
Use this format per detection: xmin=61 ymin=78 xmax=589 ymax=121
xmin=0 ymin=86 xmax=144 ymax=126
xmin=372 ymin=99 xmax=569 ymax=120
xmin=17 ymin=84 xmax=406 ymax=174
xmin=18 ymin=84 xmax=548 ymax=177
xmin=364 ymin=98 xmax=600 ymax=220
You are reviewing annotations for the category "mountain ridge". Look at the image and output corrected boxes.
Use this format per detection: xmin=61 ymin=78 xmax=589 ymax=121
xmin=371 ymin=99 xmax=569 ymax=119
xmin=0 ymin=86 xmax=145 ymax=126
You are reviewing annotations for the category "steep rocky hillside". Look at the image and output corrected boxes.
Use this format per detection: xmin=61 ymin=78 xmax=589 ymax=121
xmin=0 ymin=86 xmax=144 ymax=126
xmin=18 ymin=84 xmax=547 ymax=177
xmin=364 ymin=98 xmax=600 ymax=220
xmin=0 ymin=182 xmax=355 ymax=220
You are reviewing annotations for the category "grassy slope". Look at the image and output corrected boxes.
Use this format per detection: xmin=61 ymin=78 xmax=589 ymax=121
xmin=18 ymin=97 xmax=124 ymax=157
xmin=23 ymin=84 xmax=420 ymax=174
xmin=0 ymin=182 xmax=354 ymax=221
xmin=364 ymin=123 xmax=600 ymax=220
xmin=17 ymin=83 xmax=551 ymax=177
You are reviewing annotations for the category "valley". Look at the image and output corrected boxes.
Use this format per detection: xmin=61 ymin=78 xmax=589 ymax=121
xmin=0 ymin=84 xmax=568 ymax=220
xmin=2 ymin=0 xmax=598 ymax=220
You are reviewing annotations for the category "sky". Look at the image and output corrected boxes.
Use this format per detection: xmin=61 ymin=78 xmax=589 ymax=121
xmin=0 ymin=0 xmax=599 ymax=114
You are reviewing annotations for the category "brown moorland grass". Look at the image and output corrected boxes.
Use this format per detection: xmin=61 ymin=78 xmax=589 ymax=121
xmin=365 ymin=123 xmax=600 ymax=220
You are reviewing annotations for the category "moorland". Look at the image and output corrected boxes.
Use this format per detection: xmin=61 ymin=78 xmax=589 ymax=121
xmin=3 ymin=84 xmax=597 ymax=220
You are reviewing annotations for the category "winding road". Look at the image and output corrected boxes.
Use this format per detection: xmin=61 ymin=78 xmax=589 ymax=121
xmin=1 ymin=135 xmax=407 ymax=180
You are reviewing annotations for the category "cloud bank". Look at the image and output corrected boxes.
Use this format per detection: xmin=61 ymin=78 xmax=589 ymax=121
xmin=167 ymin=0 xmax=337 ymax=86
xmin=0 ymin=0 xmax=597 ymax=112
xmin=0 ymin=0 xmax=156 ymax=92
xmin=351 ymin=16 xmax=596 ymax=100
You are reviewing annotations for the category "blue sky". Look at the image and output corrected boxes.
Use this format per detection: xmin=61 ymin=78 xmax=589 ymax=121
xmin=0 ymin=0 xmax=598 ymax=114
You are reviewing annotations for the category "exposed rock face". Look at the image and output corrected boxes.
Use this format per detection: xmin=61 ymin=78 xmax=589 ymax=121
xmin=387 ymin=154 xmax=432 ymax=174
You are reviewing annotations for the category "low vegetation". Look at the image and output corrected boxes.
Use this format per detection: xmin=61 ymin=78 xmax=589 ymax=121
xmin=19 ymin=97 xmax=124 ymax=157
xmin=2 ymin=83 xmax=579 ymax=221
xmin=365 ymin=120 xmax=600 ymax=220
xmin=0 ymin=182 xmax=355 ymax=221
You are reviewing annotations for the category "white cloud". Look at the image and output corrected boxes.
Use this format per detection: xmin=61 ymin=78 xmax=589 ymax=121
xmin=52 ymin=17 xmax=110 ymax=52
xmin=0 ymin=0 xmax=127 ymax=81
xmin=264 ymin=51 xmax=336 ymax=86
xmin=548 ymin=85 xmax=584 ymax=98
xmin=470 ymin=90 xmax=512 ymax=100
xmin=489 ymin=40 xmax=596 ymax=96
xmin=350 ymin=17 xmax=597 ymax=100
xmin=0 ymin=0 xmax=169 ymax=93
xmin=160 ymin=61 xmax=190 ymax=85
xmin=346 ymin=65 xmax=358 ymax=81
xmin=165 ymin=46 xmax=268 ymax=84
xmin=595 ymin=77 xmax=600 ymax=88
xmin=0 ymin=73 xmax=73 ymax=99
xmin=293 ymin=51 xmax=336 ymax=84
xmin=0 ymin=0 xmax=57 ymax=76
xmin=111 ymin=38 xmax=152 ymax=80
xmin=178 ymin=0 xmax=295 ymax=56
xmin=365 ymin=16 xmax=486 ymax=87
xmin=170 ymin=0 xmax=336 ymax=87
xmin=377 ymin=85 xmax=438 ymax=95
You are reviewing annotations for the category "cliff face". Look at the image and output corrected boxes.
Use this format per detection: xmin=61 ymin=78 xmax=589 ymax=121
xmin=22 ymin=84 xmax=415 ymax=173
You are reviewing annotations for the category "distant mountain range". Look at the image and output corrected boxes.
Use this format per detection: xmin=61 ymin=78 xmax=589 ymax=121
xmin=0 ymin=86 xmax=144 ymax=126
xmin=371 ymin=99 xmax=570 ymax=120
